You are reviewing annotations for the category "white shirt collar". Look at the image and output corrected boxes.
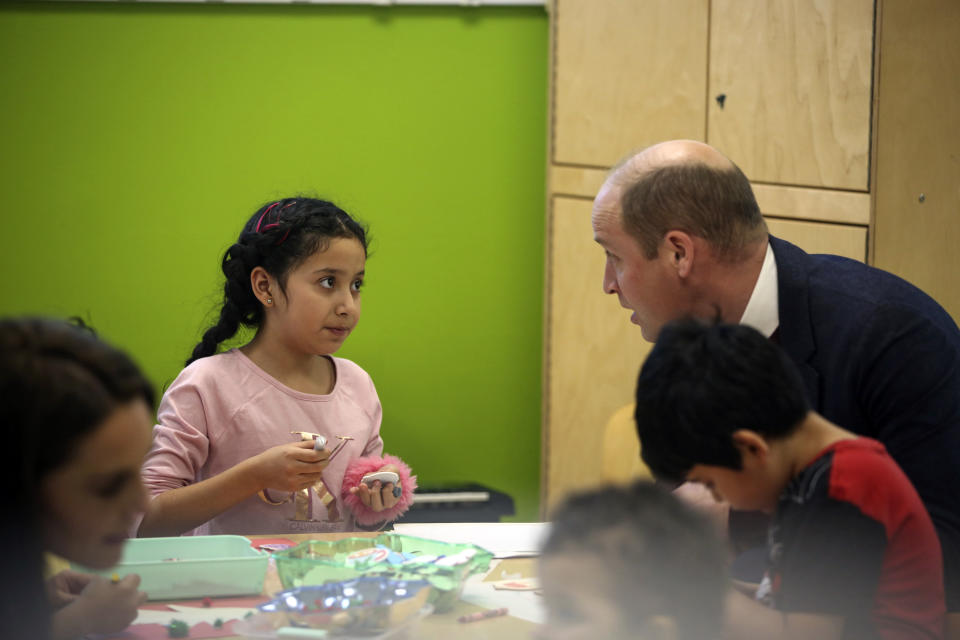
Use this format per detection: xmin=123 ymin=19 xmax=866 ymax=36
xmin=738 ymin=242 xmax=779 ymax=338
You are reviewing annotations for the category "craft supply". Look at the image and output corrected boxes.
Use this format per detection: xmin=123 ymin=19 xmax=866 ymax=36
xmin=273 ymin=535 xmax=493 ymax=613
xmin=326 ymin=435 xmax=354 ymax=461
xmin=276 ymin=627 xmax=329 ymax=639
xmin=490 ymin=578 xmax=541 ymax=591
xmin=262 ymin=433 xmax=347 ymax=514
xmin=458 ymin=607 xmax=508 ymax=623
xmin=167 ymin=619 xmax=189 ymax=637
xmin=290 ymin=431 xmax=325 ymax=448
xmin=361 ymin=471 xmax=400 ymax=486
xmin=75 ymin=535 xmax=269 ymax=601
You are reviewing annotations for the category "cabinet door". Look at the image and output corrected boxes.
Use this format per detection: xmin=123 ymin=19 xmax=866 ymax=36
xmin=544 ymin=196 xmax=653 ymax=510
xmin=872 ymin=0 xmax=960 ymax=322
xmin=766 ymin=217 xmax=867 ymax=262
xmin=552 ymin=0 xmax=708 ymax=167
xmin=708 ymin=0 xmax=874 ymax=190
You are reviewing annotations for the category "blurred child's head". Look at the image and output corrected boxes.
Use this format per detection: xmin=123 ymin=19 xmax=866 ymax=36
xmin=635 ymin=319 xmax=810 ymax=511
xmin=188 ymin=197 xmax=369 ymax=364
xmin=0 ymin=317 xmax=155 ymax=569
xmin=538 ymin=481 xmax=727 ymax=640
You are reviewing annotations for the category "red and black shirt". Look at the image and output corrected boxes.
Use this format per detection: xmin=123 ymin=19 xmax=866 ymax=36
xmin=758 ymin=438 xmax=944 ymax=639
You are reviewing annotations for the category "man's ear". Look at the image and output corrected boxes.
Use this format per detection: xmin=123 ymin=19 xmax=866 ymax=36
xmin=663 ymin=231 xmax=695 ymax=278
xmin=731 ymin=429 xmax=770 ymax=461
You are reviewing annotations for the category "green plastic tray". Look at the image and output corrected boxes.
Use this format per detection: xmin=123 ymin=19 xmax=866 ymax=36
xmin=273 ymin=534 xmax=493 ymax=612
xmin=73 ymin=535 xmax=269 ymax=601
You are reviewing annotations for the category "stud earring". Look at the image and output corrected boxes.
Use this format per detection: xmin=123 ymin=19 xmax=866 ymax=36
xmin=266 ymin=298 xmax=273 ymax=305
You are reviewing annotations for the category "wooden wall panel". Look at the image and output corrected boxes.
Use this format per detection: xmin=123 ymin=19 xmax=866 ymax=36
xmin=549 ymin=165 xmax=871 ymax=225
xmin=766 ymin=217 xmax=868 ymax=262
xmin=548 ymin=165 xmax=608 ymax=199
xmin=753 ymin=183 xmax=870 ymax=225
xmin=871 ymin=0 xmax=960 ymax=322
xmin=708 ymin=0 xmax=874 ymax=190
xmin=543 ymin=196 xmax=653 ymax=511
xmin=552 ymin=0 xmax=708 ymax=167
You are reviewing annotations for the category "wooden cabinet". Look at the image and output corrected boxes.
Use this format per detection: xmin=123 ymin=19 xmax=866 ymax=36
xmin=542 ymin=0 xmax=960 ymax=513
xmin=870 ymin=0 xmax=960 ymax=332
xmin=765 ymin=219 xmax=867 ymax=261
xmin=552 ymin=0 xmax=708 ymax=167
xmin=544 ymin=196 xmax=654 ymax=500
xmin=708 ymin=0 xmax=874 ymax=190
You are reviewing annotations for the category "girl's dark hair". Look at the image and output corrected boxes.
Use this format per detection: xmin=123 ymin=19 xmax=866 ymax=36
xmin=187 ymin=197 xmax=368 ymax=365
xmin=0 ymin=317 xmax=155 ymax=640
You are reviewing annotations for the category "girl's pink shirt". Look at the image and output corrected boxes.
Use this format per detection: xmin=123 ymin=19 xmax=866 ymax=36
xmin=142 ymin=349 xmax=383 ymax=535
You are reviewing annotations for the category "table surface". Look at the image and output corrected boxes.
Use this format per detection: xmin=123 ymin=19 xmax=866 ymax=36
xmin=219 ymin=532 xmax=539 ymax=640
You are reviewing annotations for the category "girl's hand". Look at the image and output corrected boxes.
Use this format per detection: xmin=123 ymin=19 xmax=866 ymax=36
xmin=51 ymin=574 xmax=148 ymax=639
xmin=251 ymin=441 xmax=330 ymax=492
xmin=46 ymin=569 xmax=93 ymax=609
xmin=349 ymin=464 xmax=401 ymax=512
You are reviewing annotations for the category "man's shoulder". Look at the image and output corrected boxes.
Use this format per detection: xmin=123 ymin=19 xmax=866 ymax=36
xmin=771 ymin=236 xmax=957 ymax=334
xmin=772 ymin=236 xmax=919 ymax=299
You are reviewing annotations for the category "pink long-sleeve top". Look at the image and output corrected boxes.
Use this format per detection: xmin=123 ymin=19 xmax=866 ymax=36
xmin=142 ymin=348 xmax=383 ymax=535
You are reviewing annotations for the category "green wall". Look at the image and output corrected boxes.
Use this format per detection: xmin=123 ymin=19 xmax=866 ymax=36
xmin=0 ymin=3 xmax=547 ymax=520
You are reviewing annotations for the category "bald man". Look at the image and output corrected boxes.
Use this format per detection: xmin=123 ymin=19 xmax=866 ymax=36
xmin=595 ymin=140 xmax=960 ymax=615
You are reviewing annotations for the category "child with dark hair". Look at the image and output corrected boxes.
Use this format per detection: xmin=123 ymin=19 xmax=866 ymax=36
xmin=139 ymin=198 xmax=414 ymax=537
xmin=0 ymin=317 xmax=154 ymax=640
xmin=636 ymin=319 xmax=945 ymax=640
xmin=537 ymin=480 xmax=727 ymax=640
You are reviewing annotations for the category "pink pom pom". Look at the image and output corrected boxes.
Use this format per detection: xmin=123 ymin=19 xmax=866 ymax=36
xmin=341 ymin=454 xmax=417 ymax=526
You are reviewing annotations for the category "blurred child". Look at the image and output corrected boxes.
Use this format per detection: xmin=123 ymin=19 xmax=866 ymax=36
xmin=537 ymin=480 xmax=728 ymax=640
xmin=0 ymin=317 xmax=152 ymax=639
xmin=139 ymin=198 xmax=414 ymax=537
xmin=635 ymin=319 xmax=945 ymax=639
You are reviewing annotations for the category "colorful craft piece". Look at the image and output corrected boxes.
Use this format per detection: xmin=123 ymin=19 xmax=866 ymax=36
xmin=234 ymin=578 xmax=431 ymax=637
xmin=273 ymin=534 xmax=492 ymax=612
xmin=458 ymin=607 xmax=509 ymax=624
xmin=167 ymin=619 xmax=189 ymax=637
xmin=258 ymin=433 xmax=355 ymax=522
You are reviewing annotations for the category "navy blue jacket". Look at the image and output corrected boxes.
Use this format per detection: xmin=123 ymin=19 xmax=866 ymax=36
xmin=771 ymin=235 xmax=960 ymax=608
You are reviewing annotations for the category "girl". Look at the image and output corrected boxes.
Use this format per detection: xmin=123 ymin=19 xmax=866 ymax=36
xmin=139 ymin=198 xmax=414 ymax=537
xmin=0 ymin=317 xmax=152 ymax=640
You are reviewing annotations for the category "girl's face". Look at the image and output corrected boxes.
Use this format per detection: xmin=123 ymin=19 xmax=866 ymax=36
xmin=271 ymin=237 xmax=366 ymax=356
xmin=41 ymin=399 xmax=152 ymax=569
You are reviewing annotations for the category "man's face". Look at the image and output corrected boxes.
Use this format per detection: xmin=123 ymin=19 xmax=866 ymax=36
xmin=591 ymin=182 xmax=683 ymax=342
